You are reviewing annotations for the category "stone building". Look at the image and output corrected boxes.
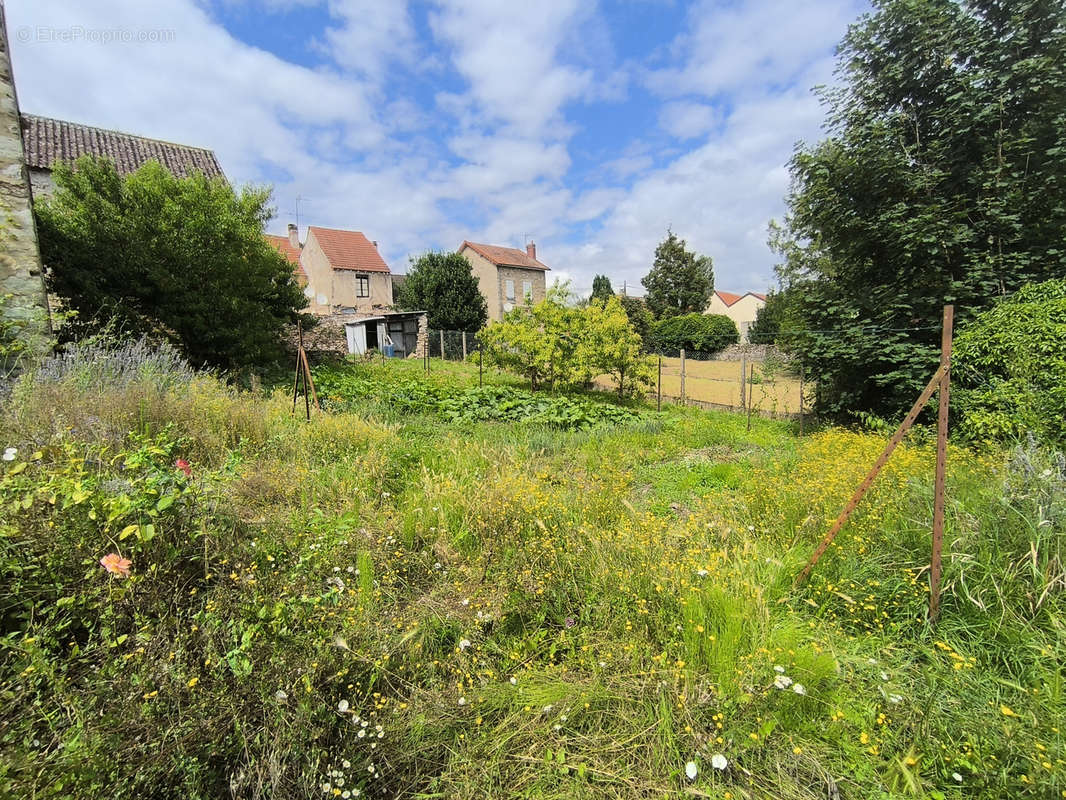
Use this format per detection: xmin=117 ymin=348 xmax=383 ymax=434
xmin=457 ymin=240 xmax=550 ymax=323
xmin=0 ymin=4 xmax=49 ymax=356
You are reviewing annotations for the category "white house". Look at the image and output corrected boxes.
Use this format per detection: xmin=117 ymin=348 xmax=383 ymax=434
xmin=706 ymin=290 xmax=767 ymax=343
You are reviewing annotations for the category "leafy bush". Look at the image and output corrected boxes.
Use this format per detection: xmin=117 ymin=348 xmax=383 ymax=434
xmin=314 ymin=365 xmax=641 ymax=429
xmin=953 ymin=279 xmax=1066 ymax=443
xmin=647 ymin=313 xmax=739 ymax=355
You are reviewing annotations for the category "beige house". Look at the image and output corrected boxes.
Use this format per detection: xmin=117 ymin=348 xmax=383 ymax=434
xmin=272 ymin=224 xmax=393 ymax=316
xmin=706 ymin=290 xmax=767 ymax=342
xmin=458 ymin=240 xmax=550 ymax=322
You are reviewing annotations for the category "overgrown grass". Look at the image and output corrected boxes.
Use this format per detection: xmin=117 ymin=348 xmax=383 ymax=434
xmin=0 ymin=346 xmax=1062 ymax=799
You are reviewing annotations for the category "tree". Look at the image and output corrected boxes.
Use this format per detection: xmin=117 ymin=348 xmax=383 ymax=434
xmin=618 ymin=295 xmax=653 ymax=344
xmin=641 ymin=230 xmax=714 ymax=319
xmin=35 ymin=157 xmax=307 ymax=369
xmin=590 ymin=274 xmax=614 ymax=303
xmin=578 ymin=296 xmax=654 ymax=397
xmin=394 ymin=251 xmax=488 ymax=331
xmin=747 ymin=288 xmax=797 ymax=346
xmin=777 ymin=0 xmax=1066 ymax=419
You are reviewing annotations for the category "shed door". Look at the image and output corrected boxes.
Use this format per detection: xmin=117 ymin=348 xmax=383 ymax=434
xmin=345 ymin=324 xmax=367 ymax=355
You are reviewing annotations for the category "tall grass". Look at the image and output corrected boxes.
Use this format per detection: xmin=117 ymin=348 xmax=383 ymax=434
xmin=0 ymin=347 xmax=1061 ymax=799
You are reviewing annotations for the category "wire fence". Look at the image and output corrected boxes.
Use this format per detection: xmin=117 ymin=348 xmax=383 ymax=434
xmin=419 ymin=328 xmax=811 ymax=421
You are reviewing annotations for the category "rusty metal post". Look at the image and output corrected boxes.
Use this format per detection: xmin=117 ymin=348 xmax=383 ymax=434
xmin=657 ymin=356 xmax=662 ymax=412
xmin=795 ymin=363 xmax=947 ymax=586
xmin=929 ymin=304 xmax=954 ymax=622
xmin=680 ymin=349 xmax=686 ymax=405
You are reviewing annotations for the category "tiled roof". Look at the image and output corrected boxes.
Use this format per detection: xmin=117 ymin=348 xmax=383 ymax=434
xmin=308 ymin=226 xmax=390 ymax=273
xmin=21 ymin=114 xmax=226 ymax=181
xmin=264 ymin=234 xmax=306 ymax=278
xmin=715 ymin=290 xmax=767 ymax=307
xmin=461 ymin=241 xmax=549 ymax=271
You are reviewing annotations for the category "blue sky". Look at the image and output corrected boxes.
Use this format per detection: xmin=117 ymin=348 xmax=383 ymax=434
xmin=9 ymin=0 xmax=868 ymax=294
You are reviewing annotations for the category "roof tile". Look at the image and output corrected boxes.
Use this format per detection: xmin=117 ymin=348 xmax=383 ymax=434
xmin=21 ymin=114 xmax=226 ymax=181
xmin=264 ymin=234 xmax=306 ymax=278
xmin=309 ymin=226 xmax=390 ymax=273
xmin=461 ymin=241 xmax=549 ymax=271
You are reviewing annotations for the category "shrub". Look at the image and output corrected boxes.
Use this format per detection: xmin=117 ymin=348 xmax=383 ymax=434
xmin=647 ymin=313 xmax=739 ymax=355
xmin=953 ymin=279 xmax=1066 ymax=443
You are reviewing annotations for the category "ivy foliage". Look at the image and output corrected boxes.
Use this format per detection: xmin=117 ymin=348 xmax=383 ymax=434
xmin=954 ymin=279 xmax=1066 ymax=443
xmin=394 ymin=251 xmax=488 ymax=332
xmin=775 ymin=0 xmax=1066 ymax=420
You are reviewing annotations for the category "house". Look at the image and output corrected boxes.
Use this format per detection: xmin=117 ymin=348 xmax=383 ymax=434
xmin=458 ymin=240 xmax=549 ymax=322
xmin=264 ymin=226 xmax=306 ymax=288
xmin=296 ymin=225 xmax=393 ymax=316
xmin=20 ymin=113 xmax=227 ymax=198
xmin=706 ymin=290 xmax=767 ymax=342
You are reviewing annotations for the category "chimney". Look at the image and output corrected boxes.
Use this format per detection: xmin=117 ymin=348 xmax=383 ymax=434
xmin=372 ymin=240 xmax=378 ymax=248
xmin=526 ymin=241 xmax=536 ymax=260
xmin=287 ymin=223 xmax=300 ymax=249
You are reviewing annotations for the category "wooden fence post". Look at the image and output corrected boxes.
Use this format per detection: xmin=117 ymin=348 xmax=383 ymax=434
xmin=929 ymin=304 xmax=954 ymax=622
xmin=657 ymin=356 xmax=662 ymax=412
xmin=680 ymin=349 xmax=686 ymax=405
xmin=799 ymin=363 xmax=805 ymax=435
xmin=746 ymin=363 xmax=755 ymax=431
xmin=795 ymin=362 xmax=947 ymax=586
xmin=439 ymin=330 xmax=445 ymax=361
xmin=740 ymin=356 xmax=747 ymax=410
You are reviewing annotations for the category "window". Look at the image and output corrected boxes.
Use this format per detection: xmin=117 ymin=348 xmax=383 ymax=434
xmin=505 ymin=279 xmax=515 ymax=302
xmin=522 ymin=280 xmax=533 ymax=303
xmin=356 ymin=275 xmax=370 ymax=298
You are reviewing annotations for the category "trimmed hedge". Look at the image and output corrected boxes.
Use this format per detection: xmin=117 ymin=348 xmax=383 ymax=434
xmin=647 ymin=313 xmax=739 ymax=355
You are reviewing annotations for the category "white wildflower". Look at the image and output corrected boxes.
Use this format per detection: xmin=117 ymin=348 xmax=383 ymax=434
xmin=888 ymin=693 xmax=902 ymax=704
xmin=337 ymin=699 xmax=350 ymax=713
xmin=685 ymin=761 xmax=698 ymax=780
xmin=458 ymin=697 xmax=466 ymax=706
xmin=711 ymin=753 xmax=728 ymax=771
xmin=342 ymin=760 xmax=351 ymax=769
xmin=458 ymin=638 xmax=472 ymax=651
xmin=792 ymin=683 xmax=806 ymax=695
xmin=2 ymin=447 xmax=16 ymax=461
xmin=275 ymin=690 xmax=288 ymax=702
xmin=774 ymin=665 xmax=786 ymax=674
xmin=952 ymin=772 xmax=963 ymax=783
xmin=509 ymin=676 xmax=517 ymax=685
xmin=774 ymin=674 xmax=793 ymax=689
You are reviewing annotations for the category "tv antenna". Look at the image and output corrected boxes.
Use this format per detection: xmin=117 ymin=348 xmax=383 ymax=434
xmin=288 ymin=194 xmax=313 ymax=228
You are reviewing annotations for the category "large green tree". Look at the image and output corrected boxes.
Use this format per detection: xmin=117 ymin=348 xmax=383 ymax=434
xmin=395 ymin=251 xmax=488 ymax=331
xmin=35 ymin=157 xmax=307 ymax=369
xmin=590 ymin=274 xmax=614 ymax=303
xmin=777 ymin=0 xmax=1066 ymax=419
xmin=641 ymin=230 xmax=714 ymax=319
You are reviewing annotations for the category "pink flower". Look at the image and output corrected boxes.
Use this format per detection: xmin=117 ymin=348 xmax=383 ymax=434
xmin=175 ymin=459 xmax=191 ymax=477
xmin=100 ymin=553 xmax=132 ymax=578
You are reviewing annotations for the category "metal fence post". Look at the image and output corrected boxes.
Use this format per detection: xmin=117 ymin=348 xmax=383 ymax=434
xmin=680 ymin=349 xmax=686 ymax=405
xmin=462 ymin=331 xmax=468 ymax=360
xmin=798 ymin=363 xmax=805 ymax=434
xmin=439 ymin=330 xmax=445 ymax=361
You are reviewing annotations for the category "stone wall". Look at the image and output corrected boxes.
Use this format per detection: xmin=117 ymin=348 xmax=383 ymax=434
xmin=0 ymin=6 xmax=50 ymax=357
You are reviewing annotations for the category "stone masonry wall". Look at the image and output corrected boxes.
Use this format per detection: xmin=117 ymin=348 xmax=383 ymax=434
xmin=0 ymin=6 xmax=50 ymax=356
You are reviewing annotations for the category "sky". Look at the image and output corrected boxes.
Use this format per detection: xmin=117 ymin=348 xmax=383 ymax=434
xmin=8 ymin=0 xmax=868 ymax=295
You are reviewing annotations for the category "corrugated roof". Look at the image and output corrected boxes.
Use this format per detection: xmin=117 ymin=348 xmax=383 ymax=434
xmin=461 ymin=241 xmax=550 ymax=271
xmin=308 ymin=226 xmax=390 ymax=273
xmin=264 ymin=234 xmax=306 ymax=278
xmin=21 ymin=113 xmax=226 ymax=180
